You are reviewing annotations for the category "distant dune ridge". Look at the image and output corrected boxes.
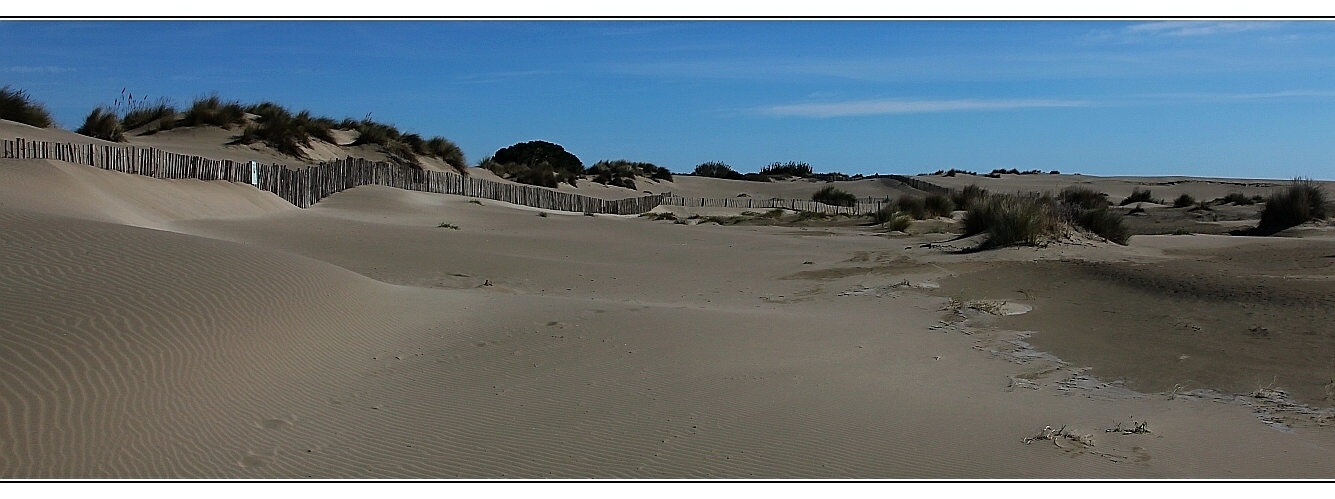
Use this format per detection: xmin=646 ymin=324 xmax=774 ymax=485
xmin=2 ymin=113 xmax=1335 ymax=478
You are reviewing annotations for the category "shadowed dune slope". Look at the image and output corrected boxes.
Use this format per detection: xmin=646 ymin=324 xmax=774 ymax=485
xmin=0 ymin=158 xmax=294 ymax=230
xmin=0 ymin=208 xmax=481 ymax=477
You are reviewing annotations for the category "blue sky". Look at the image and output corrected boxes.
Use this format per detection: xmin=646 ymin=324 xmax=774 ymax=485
xmin=3 ymin=20 xmax=1335 ymax=179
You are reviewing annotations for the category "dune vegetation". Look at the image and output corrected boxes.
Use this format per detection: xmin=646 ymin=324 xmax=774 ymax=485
xmin=961 ymin=188 xmax=1131 ymax=248
xmin=812 ymin=186 xmax=857 ymax=207
xmin=0 ymin=85 xmax=55 ymax=128
xmin=58 ymin=91 xmax=468 ymax=172
xmin=1248 ymin=178 xmax=1329 ymax=236
xmin=75 ymin=107 xmax=126 ymax=142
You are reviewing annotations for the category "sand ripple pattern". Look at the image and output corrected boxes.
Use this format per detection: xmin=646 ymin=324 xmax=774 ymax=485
xmin=0 ymin=209 xmax=431 ymax=478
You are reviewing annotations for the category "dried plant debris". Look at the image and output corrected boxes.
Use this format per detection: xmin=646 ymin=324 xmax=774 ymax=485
xmin=1106 ymin=420 xmax=1151 ymax=435
xmin=1023 ymin=425 xmax=1095 ymax=448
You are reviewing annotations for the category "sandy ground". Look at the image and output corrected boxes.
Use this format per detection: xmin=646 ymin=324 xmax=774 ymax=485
xmin=5 ymin=124 xmax=1335 ymax=478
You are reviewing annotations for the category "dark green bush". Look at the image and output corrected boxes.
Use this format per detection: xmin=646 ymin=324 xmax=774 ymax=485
xmin=924 ymin=193 xmax=955 ymax=217
xmin=895 ymin=196 xmax=928 ymax=219
xmin=0 ymin=86 xmax=54 ymax=128
xmin=493 ymin=140 xmax=584 ymax=177
xmin=588 ymin=159 xmax=671 ymax=186
xmin=693 ymin=161 xmax=743 ymax=180
xmin=812 ymin=186 xmax=857 ymax=207
xmin=75 ymin=107 xmax=125 ymax=142
xmin=1172 ymin=193 xmax=1196 ymax=208
xmin=760 ymin=161 xmax=813 ymax=178
xmin=1219 ymin=192 xmax=1255 ymax=205
xmin=1254 ymin=178 xmax=1328 ymax=235
xmin=1060 ymin=186 xmax=1109 ymax=210
xmin=741 ymin=173 xmax=772 ymax=182
xmin=233 ymin=104 xmax=337 ymax=159
xmin=587 ymin=160 xmax=639 ymax=190
xmin=1072 ymin=208 xmax=1130 ymax=244
xmin=951 ymin=184 xmax=988 ymax=211
xmin=1119 ymin=187 xmax=1158 ymax=206
xmin=181 ymin=94 xmax=245 ymax=128
xmin=513 ymin=166 xmax=561 ymax=188
xmin=482 ymin=141 xmax=583 ymax=187
xmin=962 ymin=194 xmax=1055 ymax=247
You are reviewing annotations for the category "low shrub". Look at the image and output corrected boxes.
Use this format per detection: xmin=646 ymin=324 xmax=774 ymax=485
xmin=693 ymin=161 xmax=743 ymax=180
xmin=513 ymin=165 xmax=562 ymax=188
xmin=1059 ymin=186 xmax=1109 ymax=210
xmin=587 ymin=160 xmax=639 ymax=190
xmin=233 ymin=105 xmax=337 ymax=159
xmin=895 ymin=196 xmax=928 ymax=219
xmin=871 ymin=206 xmax=898 ymax=224
xmin=1072 ymin=208 xmax=1130 ymax=244
xmin=1254 ymin=178 xmax=1328 ymax=235
xmin=1127 ymin=203 xmax=1146 ymax=215
xmin=181 ymin=94 xmax=245 ymax=128
xmin=0 ymin=86 xmax=54 ymax=128
xmin=120 ymin=99 xmax=177 ymax=131
xmin=425 ymin=137 xmax=466 ymax=170
xmin=951 ymin=184 xmax=988 ymax=211
xmin=1172 ymin=193 xmax=1196 ymax=208
xmin=812 ymin=186 xmax=857 ymax=207
xmin=760 ymin=161 xmax=813 ymax=178
xmin=1119 ymin=187 xmax=1158 ymax=206
xmin=885 ymin=214 xmax=912 ymax=231
xmin=587 ymin=159 xmax=672 ymax=188
xmin=75 ymin=107 xmax=126 ymax=142
xmin=1219 ymin=192 xmax=1255 ymax=205
xmin=741 ymin=173 xmax=772 ymax=182
xmin=924 ymin=193 xmax=955 ymax=217
xmin=962 ymin=194 xmax=1056 ymax=247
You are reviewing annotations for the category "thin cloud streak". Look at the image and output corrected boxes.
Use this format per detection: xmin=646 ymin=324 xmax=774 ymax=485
xmin=1144 ymin=89 xmax=1335 ymax=102
xmin=3 ymin=66 xmax=76 ymax=73
xmin=763 ymin=98 xmax=1090 ymax=118
xmin=1123 ymin=21 xmax=1278 ymax=37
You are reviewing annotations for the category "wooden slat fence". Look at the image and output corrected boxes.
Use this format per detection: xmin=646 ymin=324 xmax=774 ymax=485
xmin=885 ymin=174 xmax=952 ymax=195
xmin=1 ymin=138 xmax=666 ymax=215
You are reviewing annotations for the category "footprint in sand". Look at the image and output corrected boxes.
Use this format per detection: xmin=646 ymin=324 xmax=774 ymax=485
xmin=239 ymin=450 xmax=276 ymax=468
xmin=1131 ymin=446 xmax=1151 ymax=463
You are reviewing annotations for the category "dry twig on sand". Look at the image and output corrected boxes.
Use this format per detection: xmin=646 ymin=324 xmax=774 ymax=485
xmin=1106 ymin=421 xmax=1151 ymax=435
xmin=1023 ymin=425 xmax=1095 ymax=447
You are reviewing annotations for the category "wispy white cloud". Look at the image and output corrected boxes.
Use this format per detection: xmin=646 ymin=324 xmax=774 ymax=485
xmin=2 ymin=66 xmax=76 ymax=73
xmin=452 ymin=70 xmax=552 ymax=83
xmin=762 ymin=98 xmax=1090 ymax=118
xmin=1145 ymin=89 xmax=1335 ymax=102
xmin=1123 ymin=21 xmax=1278 ymax=37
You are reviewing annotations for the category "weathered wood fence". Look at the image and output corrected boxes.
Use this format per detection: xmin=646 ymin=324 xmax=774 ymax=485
xmin=885 ymin=174 xmax=952 ymax=195
xmin=1 ymin=138 xmax=666 ymax=215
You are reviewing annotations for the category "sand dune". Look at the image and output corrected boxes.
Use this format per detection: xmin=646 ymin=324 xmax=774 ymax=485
xmin=0 ymin=207 xmax=479 ymax=477
xmin=917 ymin=171 xmax=1334 ymax=203
xmin=4 ymin=135 xmax=1335 ymax=477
